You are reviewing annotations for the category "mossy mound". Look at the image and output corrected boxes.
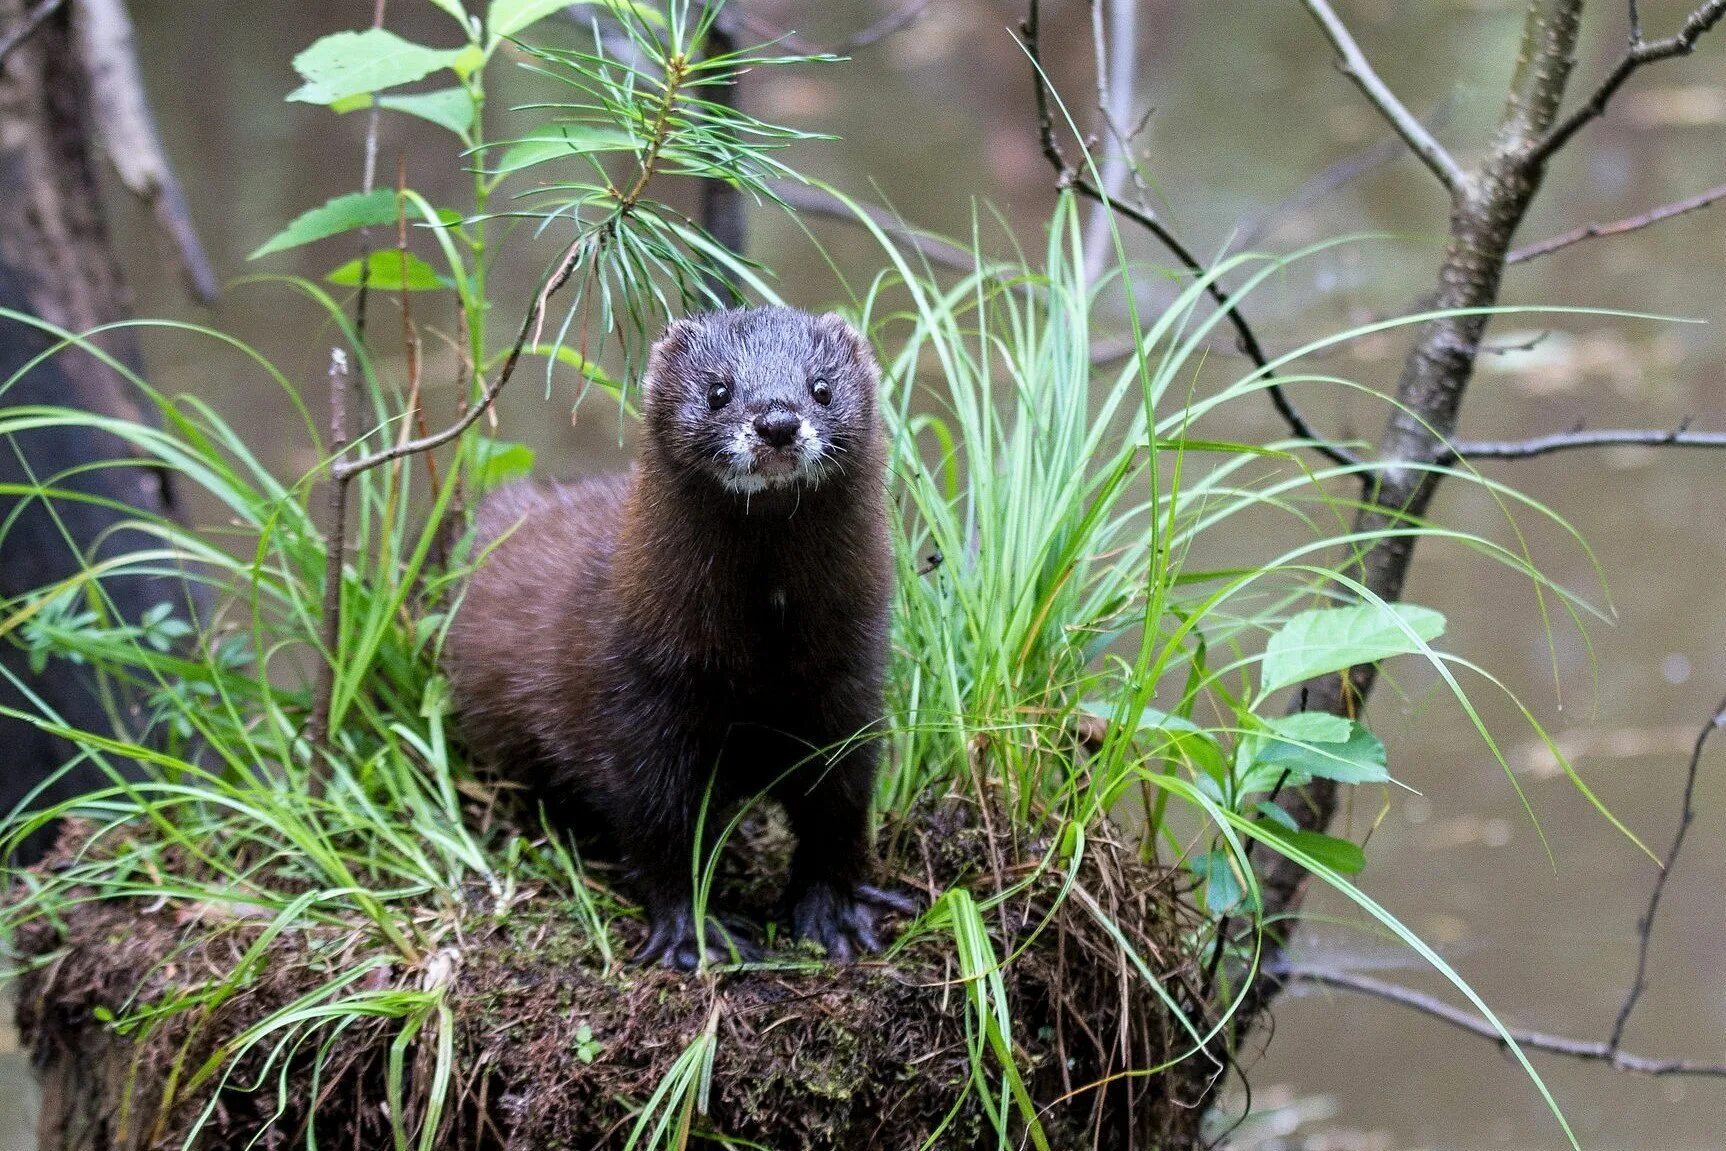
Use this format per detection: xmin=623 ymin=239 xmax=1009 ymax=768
xmin=14 ymin=798 xmax=1213 ymax=1150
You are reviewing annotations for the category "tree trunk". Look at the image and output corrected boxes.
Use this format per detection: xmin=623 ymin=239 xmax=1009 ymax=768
xmin=0 ymin=0 xmax=187 ymax=866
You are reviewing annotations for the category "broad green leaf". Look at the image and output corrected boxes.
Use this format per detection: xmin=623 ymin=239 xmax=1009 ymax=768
xmin=250 ymin=191 xmax=398 ymax=260
xmin=1260 ymin=603 xmax=1446 ymax=697
xmin=470 ymin=438 xmax=536 ymax=492
xmin=1189 ymin=849 xmax=1247 ymax=914
xmin=1079 ymin=699 xmax=1226 ymax=782
xmin=1256 ymin=826 xmax=1367 ymax=875
xmin=250 ymin=192 xmax=461 ymax=260
xmin=326 ymin=251 xmax=448 ymax=291
xmin=378 ymin=88 xmax=476 ymax=137
xmin=288 ymin=30 xmax=465 ymax=105
xmin=427 ymin=0 xmax=468 ymax=23
xmin=1253 ymin=801 xmax=1299 ymax=833
xmin=1246 ymin=713 xmax=1389 ymax=788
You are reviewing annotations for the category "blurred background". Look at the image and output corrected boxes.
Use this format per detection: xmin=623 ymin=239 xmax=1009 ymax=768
xmin=3 ymin=1 xmax=1725 ymax=1147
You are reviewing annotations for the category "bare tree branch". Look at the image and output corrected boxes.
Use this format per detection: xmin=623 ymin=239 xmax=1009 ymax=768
xmin=1452 ymin=420 xmax=1726 ymax=460
xmin=1608 ymin=695 xmax=1726 ymax=1052
xmin=1281 ymin=966 xmax=1726 ymax=1077
xmin=70 ymin=0 xmax=217 ymax=303
xmin=332 ymin=240 xmax=582 ymax=482
xmin=1276 ymin=693 xmax=1726 ymax=1073
xmin=1021 ymin=0 xmax=1362 ymax=470
xmin=768 ymin=179 xmax=975 ymax=273
xmin=1534 ymin=1 xmax=1726 ymax=162
xmin=0 ymin=0 xmax=62 ymax=67
xmin=305 ymin=348 xmax=351 ymax=756
xmin=1507 ymin=181 xmax=1726 ymax=264
xmin=1298 ymin=0 xmax=1467 ymax=193
xmin=725 ymin=0 xmax=930 ymax=57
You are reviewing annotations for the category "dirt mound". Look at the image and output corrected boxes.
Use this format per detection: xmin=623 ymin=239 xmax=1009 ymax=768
xmin=13 ymin=798 xmax=1214 ymax=1150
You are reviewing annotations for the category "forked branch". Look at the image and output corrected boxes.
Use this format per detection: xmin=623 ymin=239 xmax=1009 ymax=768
xmin=1533 ymin=0 xmax=1726 ymax=162
xmin=1299 ymin=0 xmax=1466 ymax=192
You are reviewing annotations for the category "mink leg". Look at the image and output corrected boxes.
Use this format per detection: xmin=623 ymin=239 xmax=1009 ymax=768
xmin=781 ymin=752 xmax=916 ymax=961
xmin=613 ymin=773 xmax=757 ymax=970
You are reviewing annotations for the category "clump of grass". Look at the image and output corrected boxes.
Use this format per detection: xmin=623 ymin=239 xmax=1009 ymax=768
xmin=0 ymin=2 xmax=1627 ymax=1148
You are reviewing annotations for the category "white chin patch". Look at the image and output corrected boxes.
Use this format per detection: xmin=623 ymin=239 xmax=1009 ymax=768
xmin=718 ymin=418 xmax=827 ymax=495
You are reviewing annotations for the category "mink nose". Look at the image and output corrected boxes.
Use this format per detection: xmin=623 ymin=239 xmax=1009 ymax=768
xmin=753 ymin=410 xmax=802 ymax=448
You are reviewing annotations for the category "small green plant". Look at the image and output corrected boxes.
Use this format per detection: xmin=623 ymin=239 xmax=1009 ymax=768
xmin=0 ymin=3 xmax=1633 ymax=1148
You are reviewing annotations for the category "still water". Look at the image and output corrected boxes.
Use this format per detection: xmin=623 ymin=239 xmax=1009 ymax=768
xmin=4 ymin=1 xmax=1725 ymax=1147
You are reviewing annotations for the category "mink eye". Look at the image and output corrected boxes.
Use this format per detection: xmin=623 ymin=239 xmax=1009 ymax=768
xmin=707 ymin=380 xmax=732 ymax=410
xmin=809 ymin=377 xmax=833 ymax=406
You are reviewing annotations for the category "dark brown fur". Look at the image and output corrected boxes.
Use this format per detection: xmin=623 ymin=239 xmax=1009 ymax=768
xmin=447 ymin=308 xmax=906 ymax=968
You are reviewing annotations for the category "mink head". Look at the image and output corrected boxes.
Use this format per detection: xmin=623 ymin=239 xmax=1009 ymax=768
xmin=641 ymin=307 xmax=879 ymax=496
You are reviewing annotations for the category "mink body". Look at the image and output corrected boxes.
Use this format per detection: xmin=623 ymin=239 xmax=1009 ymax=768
xmin=447 ymin=307 xmax=907 ymax=968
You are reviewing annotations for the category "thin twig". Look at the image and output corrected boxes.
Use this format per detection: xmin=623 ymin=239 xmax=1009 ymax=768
xmin=1282 ymin=966 xmax=1726 ymax=1076
xmin=394 ymin=155 xmax=438 ymax=496
xmin=1507 ymin=181 xmax=1726 ymax=263
xmin=726 ymin=0 xmax=930 ymax=56
xmin=0 ymin=0 xmax=63 ymax=67
xmin=1298 ymin=0 xmax=1467 ymax=193
xmin=333 ymin=240 xmax=583 ymax=482
xmin=307 ymin=349 xmax=352 ymax=755
xmin=768 ymin=179 xmax=975 ymax=272
xmin=1278 ymin=693 xmax=1726 ymax=1078
xmin=1451 ymin=420 xmax=1726 ymax=460
xmin=1021 ymin=1 xmax=1361 ymax=470
xmin=353 ymin=0 xmax=390 ymax=339
xmin=1608 ymin=695 xmax=1726 ymax=1052
xmin=1534 ymin=0 xmax=1726 ymax=163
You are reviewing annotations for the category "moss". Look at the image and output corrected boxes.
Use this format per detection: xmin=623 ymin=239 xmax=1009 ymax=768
xmin=13 ymin=799 xmax=1212 ymax=1150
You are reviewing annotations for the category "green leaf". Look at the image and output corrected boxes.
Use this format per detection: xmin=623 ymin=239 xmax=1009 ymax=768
xmin=1189 ymin=849 xmax=1247 ymax=914
xmin=487 ymin=0 xmax=576 ymax=38
xmin=488 ymin=126 xmax=641 ymax=175
xmin=378 ymin=88 xmax=476 ymax=137
xmin=1260 ymin=603 xmax=1446 ymax=697
xmin=287 ymin=30 xmax=465 ymax=105
xmin=250 ymin=192 xmax=461 ymax=261
xmin=251 ymin=191 xmax=396 ymax=260
xmin=1249 ymin=713 xmax=1390 ymax=787
xmin=326 ymin=251 xmax=448 ymax=291
xmin=470 ymin=438 xmax=536 ymax=492
xmin=1253 ymin=801 xmax=1299 ymax=833
xmin=487 ymin=0 xmax=661 ymax=40
xmin=427 ymin=0 xmax=469 ymax=23
xmin=1256 ymin=827 xmax=1367 ymax=875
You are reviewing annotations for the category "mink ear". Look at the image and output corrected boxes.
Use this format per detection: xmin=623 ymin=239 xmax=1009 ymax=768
xmin=815 ymin=312 xmax=878 ymax=385
xmin=642 ymin=316 xmax=702 ymax=398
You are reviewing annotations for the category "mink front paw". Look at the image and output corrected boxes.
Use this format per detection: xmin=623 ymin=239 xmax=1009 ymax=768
xmin=790 ymin=882 xmax=919 ymax=962
xmin=633 ymin=904 xmax=759 ymax=971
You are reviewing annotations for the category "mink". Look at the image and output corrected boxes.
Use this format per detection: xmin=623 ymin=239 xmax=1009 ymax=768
xmin=446 ymin=306 xmax=912 ymax=969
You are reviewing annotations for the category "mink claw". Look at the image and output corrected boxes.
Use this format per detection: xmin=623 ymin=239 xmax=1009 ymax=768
xmin=633 ymin=907 xmax=760 ymax=970
xmin=855 ymin=883 xmax=919 ymax=916
xmin=790 ymin=881 xmax=916 ymax=962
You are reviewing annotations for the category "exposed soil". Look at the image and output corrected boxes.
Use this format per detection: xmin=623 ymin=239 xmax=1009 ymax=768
xmin=12 ymin=796 xmax=1214 ymax=1150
